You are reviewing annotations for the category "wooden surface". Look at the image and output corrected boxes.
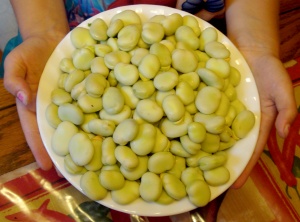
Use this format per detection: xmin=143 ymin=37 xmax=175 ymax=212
xmin=0 ymin=2 xmax=300 ymax=176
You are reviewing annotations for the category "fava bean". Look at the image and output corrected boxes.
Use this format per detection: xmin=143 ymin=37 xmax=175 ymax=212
xmin=178 ymin=72 xmax=200 ymax=90
xmin=181 ymin=167 xmax=204 ymax=186
xmin=155 ymin=190 xmax=175 ymax=205
xmin=160 ymin=111 xmax=193 ymax=138
xmin=161 ymin=173 xmax=186 ymax=200
xmin=153 ymin=72 xmax=179 ymax=91
xmin=101 ymin=137 xmax=117 ymax=165
xmin=117 ymin=24 xmax=141 ymax=51
xmin=203 ymin=166 xmax=230 ymax=186
xmin=73 ymin=47 xmax=95 ymax=71
xmin=45 ymin=103 xmax=62 ymax=128
xmin=136 ymin=99 xmax=163 ymax=123
xmin=80 ymin=113 xmax=98 ymax=133
xmin=69 ymin=132 xmax=94 ymax=166
xmin=169 ymin=140 xmax=191 ymax=158
xmin=94 ymin=44 xmax=112 ymax=57
xmin=228 ymin=66 xmax=241 ymax=86
xmin=138 ymin=54 xmax=160 ymax=80
xmin=111 ymin=180 xmax=140 ymax=205
xmin=70 ymin=27 xmax=97 ymax=48
xmin=85 ymin=73 xmax=107 ymax=97
xmin=99 ymin=105 xmax=132 ymax=124
xmin=64 ymin=154 xmax=87 ymax=175
xmin=195 ymin=86 xmax=222 ymax=114
xmin=132 ymin=80 xmax=155 ymax=99
xmin=77 ymin=94 xmax=103 ymax=113
xmin=186 ymin=150 xmax=211 ymax=167
xmin=199 ymin=151 xmax=227 ymax=171
xmin=114 ymin=62 xmax=139 ymax=85
xmin=64 ymin=69 xmax=85 ymax=92
xmin=84 ymin=136 xmax=103 ymax=171
xmin=161 ymin=13 xmax=183 ymax=36
xmin=142 ymin=22 xmax=165 ymax=44
xmin=201 ymin=133 xmax=220 ymax=153
xmin=88 ymin=119 xmax=115 ymax=137
xmin=130 ymin=48 xmax=149 ymax=66
xmin=176 ymin=81 xmax=195 ymax=105
xmin=180 ymin=135 xmax=201 ymax=155
xmin=148 ymin=152 xmax=175 ymax=174
xmin=167 ymin=156 xmax=186 ymax=178
xmin=206 ymin=58 xmax=230 ymax=79
xmin=51 ymin=121 xmax=78 ymax=156
xmin=172 ymin=48 xmax=198 ymax=73
xmin=80 ymin=171 xmax=108 ymax=200
xmin=107 ymin=19 xmax=124 ymax=38
xmin=152 ymin=127 xmax=170 ymax=153
xmin=215 ymin=93 xmax=230 ymax=117
xmin=102 ymin=87 xmax=124 ymax=115
xmin=139 ymin=172 xmax=163 ymax=202
xmin=90 ymin=57 xmax=110 ymax=77
xmin=224 ymin=83 xmax=237 ymax=101
xmin=232 ymin=110 xmax=255 ymax=139
xmin=120 ymin=156 xmax=148 ymax=181
xmin=110 ymin=9 xmax=141 ymax=26
xmin=118 ymin=85 xmax=140 ymax=109
xmin=204 ymin=41 xmax=230 ymax=59
xmin=186 ymin=180 xmax=211 ymax=207
xmin=89 ymin=18 xmax=108 ymax=41
xmin=59 ymin=58 xmax=75 ymax=73
xmin=162 ymin=94 xmax=185 ymax=122
xmin=197 ymin=68 xmax=224 ymax=90
xmin=104 ymin=51 xmax=131 ymax=69
xmin=115 ymin=145 xmax=139 ymax=170
xmin=130 ymin=123 xmax=157 ymax=155
xmin=58 ymin=103 xmax=84 ymax=125
xmin=194 ymin=113 xmax=225 ymax=134
xmin=100 ymin=169 xmax=125 ymax=190
xmin=182 ymin=15 xmax=201 ymax=37
xmin=175 ymin=25 xmax=199 ymax=50
xmin=199 ymin=27 xmax=218 ymax=51
xmin=150 ymin=42 xmax=172 ymax=68
xmin=187 ymin=122 xmax=206 ymax=144
xmin=155 ymin=89 xmax=175 ymax=107
xmin=113 ymin=119 xmax=139 ymax=145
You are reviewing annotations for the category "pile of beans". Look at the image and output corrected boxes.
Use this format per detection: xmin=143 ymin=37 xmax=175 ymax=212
xmin=46 ymin=9 xmax=255 ymax=207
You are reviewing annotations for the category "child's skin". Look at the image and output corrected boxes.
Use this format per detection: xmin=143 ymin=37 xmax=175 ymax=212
xmin=3 ymin=0 xmax=297 ymax=190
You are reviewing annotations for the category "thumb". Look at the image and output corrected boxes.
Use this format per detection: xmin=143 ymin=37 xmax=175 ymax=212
xmin=274 ymin=83 xmax=297 ymax=138
xmin=3 ymin=51 xmax=33 ymax=107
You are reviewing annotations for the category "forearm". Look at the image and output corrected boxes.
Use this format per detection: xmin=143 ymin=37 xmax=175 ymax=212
xmin=10 ymin=0 xmax=69 ymax=41
xmin=225 ymin=0 xmax=280 ymax=59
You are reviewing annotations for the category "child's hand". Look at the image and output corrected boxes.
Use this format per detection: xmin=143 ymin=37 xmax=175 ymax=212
xmin=4 ymin=35 xmax=61 ymax=170
xmin=231 ymin=50 xmax=297 ymax=188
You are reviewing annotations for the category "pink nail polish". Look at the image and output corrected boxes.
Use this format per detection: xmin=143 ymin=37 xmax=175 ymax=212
xmin=17 ymin=91 xmax=27 ymax=105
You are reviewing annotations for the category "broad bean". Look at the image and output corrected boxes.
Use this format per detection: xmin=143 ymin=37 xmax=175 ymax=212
xmin=113 ymin=119 xmax=139 ymax=145
xmin=80 ymin=171 xmax=108 ymax=200
xmin=139 ymin=172 xmax=163 ymax=202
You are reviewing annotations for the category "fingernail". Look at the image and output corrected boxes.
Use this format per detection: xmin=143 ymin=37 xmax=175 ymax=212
xmin=284 ymin=124 xmax=290 ymax=137
xmin=17 ymin=91 xmax=27 ymax=105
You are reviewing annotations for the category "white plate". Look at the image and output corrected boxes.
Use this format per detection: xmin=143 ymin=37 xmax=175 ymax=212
xmin=37 ymin=4 xmax=260 ymax=217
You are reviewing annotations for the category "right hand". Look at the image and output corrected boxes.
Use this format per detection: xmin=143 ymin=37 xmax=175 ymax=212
xmin=4 ymin=34 xmax=64 ymax=171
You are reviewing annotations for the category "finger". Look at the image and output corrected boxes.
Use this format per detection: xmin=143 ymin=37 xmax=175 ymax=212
xmin=16 ymin=99 xmax=53 ymax=171
xmin=231 ymin=112 xmax=273 ymax=189
xmin=3 ymin=50 xmax=32 ymax=106
xmin=274 ymin=85 xmax=297 ymax=138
